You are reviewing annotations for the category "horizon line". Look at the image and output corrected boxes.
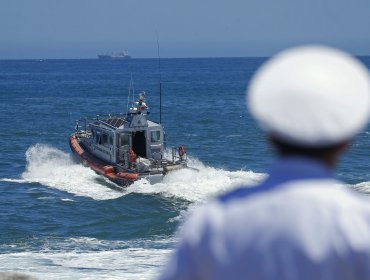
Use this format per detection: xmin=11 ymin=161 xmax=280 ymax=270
xmin=1 ymin=54 xmax=370 ymax=61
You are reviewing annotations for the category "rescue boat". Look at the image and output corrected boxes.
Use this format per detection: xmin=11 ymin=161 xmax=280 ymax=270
xmin=69 ymin=91 xmax=187 ymax=187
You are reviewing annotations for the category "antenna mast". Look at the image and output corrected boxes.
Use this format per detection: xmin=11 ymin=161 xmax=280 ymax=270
xmin=156 ymin=31 xmax=162 ymax=124
xmin=127 ymin=74 xmax=135 ymax=112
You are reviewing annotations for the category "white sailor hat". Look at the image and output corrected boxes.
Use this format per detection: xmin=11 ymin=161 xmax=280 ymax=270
xmin=248 ymin=45 xmax=370 ymax=147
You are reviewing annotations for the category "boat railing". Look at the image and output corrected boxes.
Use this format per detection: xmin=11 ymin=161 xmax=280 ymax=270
xmin=117 ymin=148 xmax=165 ymax=172
xmin=75 ymin=130 xmax=92 ymax=138
xmin=172 ymin=147 xmax=187 ymax=163
xmin=74 ymin=113 xmax=129 ymax=131
xmin=151 ymin=151 xmax=163 ymax=161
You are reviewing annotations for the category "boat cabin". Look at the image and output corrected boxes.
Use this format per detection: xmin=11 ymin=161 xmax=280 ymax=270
xmin=82 ymin=92 xmax=165 ymax=168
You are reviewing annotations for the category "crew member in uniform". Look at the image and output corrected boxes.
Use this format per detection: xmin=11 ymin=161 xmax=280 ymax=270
xmin=159 ymin=46 xmax=370 ymax=280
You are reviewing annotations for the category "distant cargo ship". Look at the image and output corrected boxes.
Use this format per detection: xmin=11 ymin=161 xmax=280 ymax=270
xmin=98 ymin=50 xmax=131 ymax=60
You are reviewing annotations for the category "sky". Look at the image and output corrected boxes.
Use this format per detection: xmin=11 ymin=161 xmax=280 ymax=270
xmin=1 ymin=0 xmax=370 ymax=59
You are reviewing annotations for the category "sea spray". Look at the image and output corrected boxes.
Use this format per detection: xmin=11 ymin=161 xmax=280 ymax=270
xmin=20 ymin=144 xmax=124 ymax=200
xmin=126 ymin=157 xmax=265 ymax=202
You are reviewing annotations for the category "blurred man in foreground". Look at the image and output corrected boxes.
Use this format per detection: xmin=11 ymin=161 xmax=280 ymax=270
xmin=159 ymin=46 xmax=370 ymax=280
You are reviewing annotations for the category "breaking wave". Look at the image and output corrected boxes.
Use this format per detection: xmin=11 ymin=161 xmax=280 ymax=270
xmin=352 ymin=182 xmax=370 ymax=196
xmin=0 ymin=237 xmax=172 ymax=280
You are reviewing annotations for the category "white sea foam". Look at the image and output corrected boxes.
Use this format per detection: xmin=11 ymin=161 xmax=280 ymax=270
xmin=352 ymin=181 xmax=370 ymax=195
xmin=0 ymin=237 xmax=172 ymax=280
xmin=2 ymin=144 xmax=265 ymax=202
xmin=126 ymin=157 xmax=265 ymax=203
xmin=0 ymin=178 xmax=28 ymax=183
xmin=61 ymin=198 xmax=75 ymax=202
xmin=17 ymin=144 xmax=124 ymax=200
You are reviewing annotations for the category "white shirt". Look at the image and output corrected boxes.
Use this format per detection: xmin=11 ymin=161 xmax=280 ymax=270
xmin=159 ymin=157 xmax=370 ymax=280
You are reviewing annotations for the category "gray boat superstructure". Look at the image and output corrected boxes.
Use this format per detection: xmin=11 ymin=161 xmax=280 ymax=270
xmin=70 ymin=92 xmax=187 ymax=186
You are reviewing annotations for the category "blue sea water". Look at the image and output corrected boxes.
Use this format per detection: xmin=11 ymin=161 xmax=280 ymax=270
xmin=1 ymin=57 xmax=370 ymax=279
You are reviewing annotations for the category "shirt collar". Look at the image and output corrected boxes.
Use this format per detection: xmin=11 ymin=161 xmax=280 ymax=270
xmin=218 ymin=156 xmax=335 ymax=203
xmin=265 ymin=156 xmax=334 ymax=187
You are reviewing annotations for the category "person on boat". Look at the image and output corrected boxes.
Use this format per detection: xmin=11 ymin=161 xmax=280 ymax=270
xmin=132 ymin=91 xmax=148 ymax=115
xmin=158 ymin=46 xmax=370 ymax=280
xmin=129 ymin=148 xmax=137 ymax=169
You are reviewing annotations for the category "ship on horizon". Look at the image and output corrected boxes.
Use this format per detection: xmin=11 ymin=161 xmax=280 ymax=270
xmin=98 ymin=50 xmax=131 ymax=60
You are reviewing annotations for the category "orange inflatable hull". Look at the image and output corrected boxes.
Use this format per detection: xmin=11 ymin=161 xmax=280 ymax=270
xmin=69 ymin=135 xmax=139 ymax=186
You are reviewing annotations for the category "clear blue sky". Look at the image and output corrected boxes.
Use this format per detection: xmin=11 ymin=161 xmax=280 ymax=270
xmin=1 ymin=0 xmax=370 ymax=59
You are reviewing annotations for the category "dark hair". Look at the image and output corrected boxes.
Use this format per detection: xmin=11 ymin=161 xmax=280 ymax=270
xmin=271 ymin=137 xmax=346 ymax=161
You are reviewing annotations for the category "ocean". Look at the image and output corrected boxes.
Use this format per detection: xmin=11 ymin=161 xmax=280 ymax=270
xmin=1 ymin=57 xmax=370 ymax=279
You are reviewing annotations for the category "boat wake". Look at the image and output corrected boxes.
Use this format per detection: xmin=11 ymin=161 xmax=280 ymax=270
xmin=2 ymin=144 xmax=265 ymax=202
xmin=2 ymin=144 xmax=124 ymax=200
xmin=126 ymin=158 xmax=265 ymax=203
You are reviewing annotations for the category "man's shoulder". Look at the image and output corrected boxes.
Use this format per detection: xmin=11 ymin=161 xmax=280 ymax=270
xmin=218 ymin=180 xmax=275 ymax=204
xmin=219 ymin=178 xmax=365 ymax=203
xmin=182 ymin=179 xmax=370 ymax=235
xmin=218 ymin=186 xmax=258 ymax=203
xmin=174 ymin=180 xmax=370 ymax=275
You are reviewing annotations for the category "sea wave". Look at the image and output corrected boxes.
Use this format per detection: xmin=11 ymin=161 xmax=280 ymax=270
xmin=352 ymin=181 xmax=370 ymax=195
xmin=0 ymin=237 xmax=172 ymax=280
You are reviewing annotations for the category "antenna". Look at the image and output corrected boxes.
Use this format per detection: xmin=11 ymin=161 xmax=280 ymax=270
xmin=127 ymin=74 xmax=135 ymax=112
xmin=156 ymin=31 xmax=162 ymax=124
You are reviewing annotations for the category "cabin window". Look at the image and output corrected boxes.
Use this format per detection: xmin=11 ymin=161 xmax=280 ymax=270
xmin=119 ymin=134 xmax=130 ymax=146
xmin=151 ymin=131 xmax=161 ymax=143
xmin=95 ymin=131 xmax=101 ymax=144
xmin=109 ymin=135 xmax=113 ymax=146
xmin=102 ymin=133 xmax=108 ymax=145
